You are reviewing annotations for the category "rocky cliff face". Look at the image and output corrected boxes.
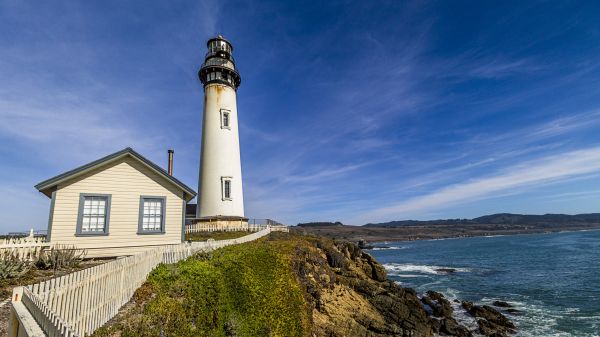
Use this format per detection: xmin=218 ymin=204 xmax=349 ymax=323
xmin=294 ymin=235 xmax=516 ymax=337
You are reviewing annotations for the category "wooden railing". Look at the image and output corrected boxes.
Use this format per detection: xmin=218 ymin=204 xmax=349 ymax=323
xmin=1 ymin=229 xmax=50 ymax=260
xmin=186 ymin=218 xmax=288 ymax=233
xmin=10 ymin=228 xmax=272 ymax=337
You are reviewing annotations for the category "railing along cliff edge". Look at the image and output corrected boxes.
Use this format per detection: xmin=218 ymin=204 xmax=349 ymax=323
xmin=9 ymin=227 xmax=273 ymax=337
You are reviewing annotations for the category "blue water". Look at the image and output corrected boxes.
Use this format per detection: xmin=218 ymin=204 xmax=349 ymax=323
xmin=368 ymin=230 xmax=600 ymax=337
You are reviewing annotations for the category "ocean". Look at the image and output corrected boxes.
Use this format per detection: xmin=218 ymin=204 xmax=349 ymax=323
xmin=368 ymin=229 xmax=600 ymax=337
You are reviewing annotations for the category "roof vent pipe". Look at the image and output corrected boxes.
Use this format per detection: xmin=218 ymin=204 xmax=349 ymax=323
xmin=167 ymin=149 xmax=174 ymax=176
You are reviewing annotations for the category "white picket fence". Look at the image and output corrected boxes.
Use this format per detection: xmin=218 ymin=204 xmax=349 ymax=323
xmin=1 ymin=229 xmax=50 ymax=260
xmin=186 ymin=219 xmax=289 ymax=234
xmin=10 ymin=228 xmax=273 ymax=337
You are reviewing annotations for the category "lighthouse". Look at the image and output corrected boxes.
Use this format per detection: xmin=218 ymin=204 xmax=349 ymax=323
xmin=196 ymin=36 xmax=246 ymax=227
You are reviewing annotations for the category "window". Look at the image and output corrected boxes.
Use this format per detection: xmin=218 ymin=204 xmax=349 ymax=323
xmin=76 ymin=194 xmax=111 ymax=235
xmin=221 ymin=109 xmax=231 ymax=129
xmin=222 ymin=177 xmax=232 ymax=200
xmin=138 ymin=196 xmax=166 ymax=234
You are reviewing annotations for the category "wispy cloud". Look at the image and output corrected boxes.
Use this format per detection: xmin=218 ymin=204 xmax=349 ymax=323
xmin=357 ymin=146 xmax=600 ymax=222
xmin=2 ymin=0 xmax=600 ymax=232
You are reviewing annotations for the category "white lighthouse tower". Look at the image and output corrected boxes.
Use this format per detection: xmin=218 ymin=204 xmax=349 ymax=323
xmin=196 ymin=36 xmax=246 ymax=228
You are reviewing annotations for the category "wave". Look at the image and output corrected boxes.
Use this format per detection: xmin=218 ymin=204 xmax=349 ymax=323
xmin=396 ymin=274 xmax=428 ymax=278
xmin=499 ymin=299 xmax=600 ymax=337
xmin=383 ymin=263 xmax=473 ymax=275
xmin=369 ymin=246 xmax=405 ymax=251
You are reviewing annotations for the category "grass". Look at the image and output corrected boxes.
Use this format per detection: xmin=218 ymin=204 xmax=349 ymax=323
xmin=185 ymin=231 xmax=251 ymax=241
xmin=93 ymin=233 xmax=310 ymax=337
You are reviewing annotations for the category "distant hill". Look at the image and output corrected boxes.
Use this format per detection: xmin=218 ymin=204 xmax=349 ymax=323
xmin=364 ymin=213 xmax=600 ymax=227
xmin=298 ymin=221 xmax=344 ymax=227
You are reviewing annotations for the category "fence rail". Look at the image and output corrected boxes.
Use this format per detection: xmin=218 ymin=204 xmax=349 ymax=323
xmin=186 ymin=218 xmax=287 ymax=234
xmin=11 ymin=228 xmax=273 ymax=337
xmin=1 ymin=229 xmax=50 ymax=260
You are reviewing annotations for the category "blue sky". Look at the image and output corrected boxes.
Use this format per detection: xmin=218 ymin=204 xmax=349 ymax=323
xmin=2 ymin=1 xmax=600 ymax=232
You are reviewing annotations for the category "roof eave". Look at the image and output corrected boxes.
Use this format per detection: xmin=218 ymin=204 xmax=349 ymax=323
xmin=35 ymin=148 xmax=197 ymax=200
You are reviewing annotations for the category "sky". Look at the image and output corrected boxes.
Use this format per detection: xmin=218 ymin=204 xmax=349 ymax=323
xmin=1 ymin=1 xmax=600 ymax=232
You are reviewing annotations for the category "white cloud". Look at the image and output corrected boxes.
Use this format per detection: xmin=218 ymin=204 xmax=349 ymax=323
xmin=358 ymin=146 xmax=600 ymax=222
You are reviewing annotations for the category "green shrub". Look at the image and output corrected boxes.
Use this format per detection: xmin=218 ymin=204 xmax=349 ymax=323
xmin=35 ymin=245 xmax=86 ymax=271
xmin=94 ymin=240 xmax=308 ymax=337
xmin=0 ymin=252 xmax=30 ymax=280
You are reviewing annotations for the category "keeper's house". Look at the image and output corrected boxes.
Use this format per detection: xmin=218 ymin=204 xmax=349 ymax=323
xmin=35 ymin=147 xmax=196 ymax=257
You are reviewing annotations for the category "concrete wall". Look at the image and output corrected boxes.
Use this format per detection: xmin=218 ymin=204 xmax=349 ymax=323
xmin=197 ymin=83 xmax=245 ymax=218
xmin=50 ymin=157 xmax=185 ymax=257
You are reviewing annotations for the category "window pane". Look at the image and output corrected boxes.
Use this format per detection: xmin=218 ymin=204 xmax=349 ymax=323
xmin=223 ymin=113 xmax=229 ymax=127
xmin=142 ymin=198 xmax=163 ymax=231
xmin=224 ymin=180 xmax=231 ymax=198
xmin=82 ymin=196 xmax=107 ymax=232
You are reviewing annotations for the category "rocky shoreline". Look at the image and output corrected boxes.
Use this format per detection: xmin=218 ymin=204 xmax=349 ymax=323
xmin=296 ymin=234 xmax=517 ymax=337
xmin=421 ymin=291 xmax=517 ymax=337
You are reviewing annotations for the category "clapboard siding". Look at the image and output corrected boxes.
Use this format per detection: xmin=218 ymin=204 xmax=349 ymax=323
xmin=50 ymin=157 xmax=185 ymax=257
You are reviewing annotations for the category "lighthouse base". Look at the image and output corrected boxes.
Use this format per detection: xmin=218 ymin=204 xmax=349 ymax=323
xmin=187 ymin=216 xmax=249 ymax=232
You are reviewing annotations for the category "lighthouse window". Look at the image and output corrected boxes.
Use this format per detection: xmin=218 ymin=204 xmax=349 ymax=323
xmin=221 ymin=109 xmax=231 ymax=129
xmin=222 ymin=177 xmax=232 ymax=200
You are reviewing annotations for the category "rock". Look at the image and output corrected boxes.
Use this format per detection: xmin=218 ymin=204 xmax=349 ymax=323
xmin=463 ymin=301 xmax=516 ymax=336
xmin=505 ymin=308 xmax=522 ymax=315
xmin=492 ymin=300 xmax=512 ymax=308
xmin=421 ymin=291 xmax=453 ymax=318
xmin=371 ymin=263 xmax=387 ymax=282
xmin=478 ymin=319 xmax=509 ymax=337
xmin=429 ymin=317 xmax=442 ymax=332
xmin=441 ymin=317 xmax=473 ymax=337
xmin=357 ymin=239 xmax=368 ymax=249
xmin=435 ymin=268 xmax=456 ymax=273
xmin=300 ymin=237 xmax=435 ymax=337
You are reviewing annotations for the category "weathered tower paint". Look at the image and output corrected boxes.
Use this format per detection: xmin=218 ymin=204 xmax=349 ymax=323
xmin=197 ymin=36 xmax=245 ymax=221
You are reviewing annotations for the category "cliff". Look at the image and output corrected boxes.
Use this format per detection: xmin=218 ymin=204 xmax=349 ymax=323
xmin=93 ymin=233 xmax=514 ymax=337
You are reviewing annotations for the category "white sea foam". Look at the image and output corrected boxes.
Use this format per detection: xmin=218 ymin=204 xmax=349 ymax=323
xmin=482 ymin=234 xmax=507 ymax=238
xmin=383 ymin=263 xmax=472 ymax=275
xmin=449 ymin=299 xmax=482 ymax=336
xmin=502 ymin=299 xmax=600 ymax=337
xmin=369 ymin=246 xmax=405 ymax=251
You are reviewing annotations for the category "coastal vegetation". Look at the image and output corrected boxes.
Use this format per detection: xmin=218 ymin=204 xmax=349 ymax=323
xmin=93 ymin=233 xmax=309 ymax=337
xmin=0 ymin=247 xmax=98 ymax=336
xmin=92 ymin=232 xmax=516 ymax=337
xmin=185 ymin=230 xmax=251 ymax=241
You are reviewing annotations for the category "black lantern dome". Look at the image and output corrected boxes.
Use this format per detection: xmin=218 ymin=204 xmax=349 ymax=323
xmin=198 ymin=35 xmax=241 ymax=89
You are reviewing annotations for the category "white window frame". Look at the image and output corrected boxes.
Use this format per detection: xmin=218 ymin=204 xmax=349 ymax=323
xmin=138 ymin=196 xmax=166 ymax=234
xmin=220 ymin=109 xmax=231 ymax=129
xmin=221 ymin=176 xmax=232 ymax=201
xmin=76 ymin=194 xmax=111 ymax=236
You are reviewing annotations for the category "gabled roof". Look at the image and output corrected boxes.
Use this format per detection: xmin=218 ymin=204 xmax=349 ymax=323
xmin=35 ymin=147 xmax=196 ymax=200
